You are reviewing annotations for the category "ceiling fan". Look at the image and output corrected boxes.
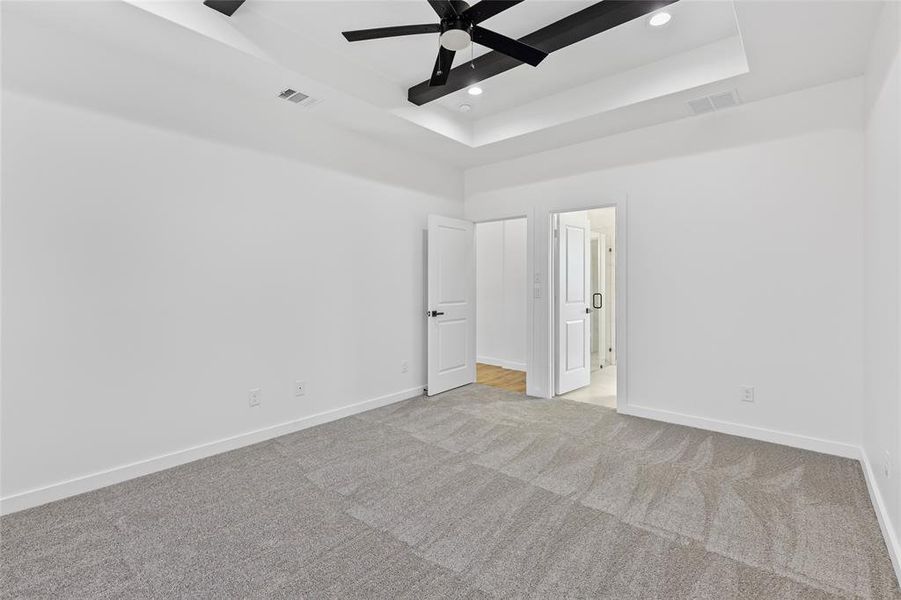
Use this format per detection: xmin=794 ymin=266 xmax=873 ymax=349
xmin=341 ymin=0 xmax=547 ymax=87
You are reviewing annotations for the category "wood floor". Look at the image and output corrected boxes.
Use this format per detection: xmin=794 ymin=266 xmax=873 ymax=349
xmin=476 ymin=363 xmax=526 ymax=393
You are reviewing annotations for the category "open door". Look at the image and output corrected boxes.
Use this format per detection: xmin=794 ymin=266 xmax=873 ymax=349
xmin=594 ymin=233 xmax=608 ymax=369
xmin=427 ymin=215 xmax=476 ymax=396
xmin=555 ymin=212 xmax=591 ymax=395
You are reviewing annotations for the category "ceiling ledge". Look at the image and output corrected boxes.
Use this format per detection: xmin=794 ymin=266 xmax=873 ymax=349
xmin=472 ymin=34 xmax=749 ymax=147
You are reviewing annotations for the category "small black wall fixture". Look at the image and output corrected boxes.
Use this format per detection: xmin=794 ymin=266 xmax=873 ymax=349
xmin=203 ymin=0 xmax=245 ymax=17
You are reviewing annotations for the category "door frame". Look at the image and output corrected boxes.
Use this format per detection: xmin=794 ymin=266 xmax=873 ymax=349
xmin=472 ymin=215 xmax=531 ymax=393
xmin=463 ymin=194 xmax=628 ymax=411
xmin=549 ymin=204 xmax=626 ymax=407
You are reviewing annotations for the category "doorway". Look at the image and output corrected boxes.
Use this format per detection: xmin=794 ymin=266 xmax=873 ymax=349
xmin=474 ymin=218 xmax=528 ymax=394
xmin=553 ymin=207 xmax=617 ymax=408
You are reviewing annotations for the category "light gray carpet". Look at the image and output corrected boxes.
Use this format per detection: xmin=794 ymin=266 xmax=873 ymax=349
xmin=2 ymin=384 xmax=898 ymax=599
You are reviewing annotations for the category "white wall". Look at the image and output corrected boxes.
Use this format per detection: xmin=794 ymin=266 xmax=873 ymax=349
xmin=465 ymin=78 xmax=865 ymax=456
xmin=476 ymin=219 xmax=527 ymax=371
xmin=862 ymin=0 xmax=901 ymax=572
xmin=0 ymin=91 xmax=462 ymax=511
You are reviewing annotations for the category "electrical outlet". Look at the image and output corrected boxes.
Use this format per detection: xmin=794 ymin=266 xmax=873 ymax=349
xmin=883 ymin=450 xmax=892 ymax=478
xmin=249 ymin=388 xmax=261 ymax=407
xmin=400 ymin=361 xmax=409 ymax=374
xmin=294 ymin=380 xmax=306 ymax=397
xmin=739 ymin=386 xmax=755 ymax=403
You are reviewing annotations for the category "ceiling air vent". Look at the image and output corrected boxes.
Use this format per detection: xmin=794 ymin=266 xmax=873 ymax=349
xmin=709 ymin=90 xmax=740 ymax=110
xmin=277 ymin=88 xmax=321 ymax=108
xmin=688 ymin=90 xmax=741 ymax=116
xmin=688 ymin=97 xmax=714 ymax=115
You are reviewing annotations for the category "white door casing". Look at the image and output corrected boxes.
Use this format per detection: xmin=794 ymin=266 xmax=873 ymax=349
xmin=427 ymin=215 xmax=476 ymax=396
xmin=555 ymin=212 xmax=591 ymax=394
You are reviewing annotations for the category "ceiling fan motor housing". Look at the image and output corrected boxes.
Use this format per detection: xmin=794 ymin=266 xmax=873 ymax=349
xmin=439 ymin=18 xmax=472 ymax=51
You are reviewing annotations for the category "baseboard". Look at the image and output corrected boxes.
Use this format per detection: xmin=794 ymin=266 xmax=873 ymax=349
xmin=476 ymin=356 xmax=527 ymax=372
xmin=860 ymin=449 xmax=901 ymax=581
xmin=617 ymin=404 xmax=860 ymax=459
xmin=0 ymin=385 xmax=425 ymax=515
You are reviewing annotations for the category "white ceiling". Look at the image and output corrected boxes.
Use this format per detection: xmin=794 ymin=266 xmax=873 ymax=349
xmin=219 ymin=0 xmax=751 ymax=146
xmin=433 ymin=1 xmax=739 ymax=118
xmin=2 ymin=0 xmax=883 ymax=169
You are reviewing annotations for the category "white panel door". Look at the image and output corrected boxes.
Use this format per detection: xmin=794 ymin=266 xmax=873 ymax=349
xmin=590 ymin=236 xmax=600 ymax=355
xmin=428 ymin=215 xmax=476 ymax=396
xmin=595 ymin=233 xmax=608 ymax=368
xmin=556 ymin=212 xmax=591 ymax=394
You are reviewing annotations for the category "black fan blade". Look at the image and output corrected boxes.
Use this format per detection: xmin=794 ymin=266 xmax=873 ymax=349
xmin=429 ymin=46 xmax=455 ymax=86
xmin=203 ymin=0 xmax=245 ymax=17
xmin=427 ymin=0 xmax=458 ymax=19
xmin=471 ymin=26 xmax=547 ymax=66
xmin=450 ymin=0 xmax=470 ymax=13
xmin=343 ymin=23 xmax=440 ymax=42
xmin=462 ymin=0 xmax=524 ymax=23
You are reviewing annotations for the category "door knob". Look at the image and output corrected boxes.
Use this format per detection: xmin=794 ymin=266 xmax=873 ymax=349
xmin=585 ymin=308 xmax=591 ymax=314
xmin=429 ymin=310 xmax=445 ymax=317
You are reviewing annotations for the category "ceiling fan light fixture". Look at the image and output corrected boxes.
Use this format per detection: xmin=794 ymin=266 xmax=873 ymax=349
xmin=467 ymin=86 xmax=483 ymax=96
xmin=648 ymin=11 xmax=671 ymax=27
xmin=439 ymin=28 xmax=472 ymax=51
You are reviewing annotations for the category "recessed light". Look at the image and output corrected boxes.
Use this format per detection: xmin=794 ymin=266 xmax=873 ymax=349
xmin=648 ymin=11 xmax=671 ymax=27
xmin=459 ymin=103 xmax=472 ymax=112
xmin=467 ymin=86 xmax=483 ymax=96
